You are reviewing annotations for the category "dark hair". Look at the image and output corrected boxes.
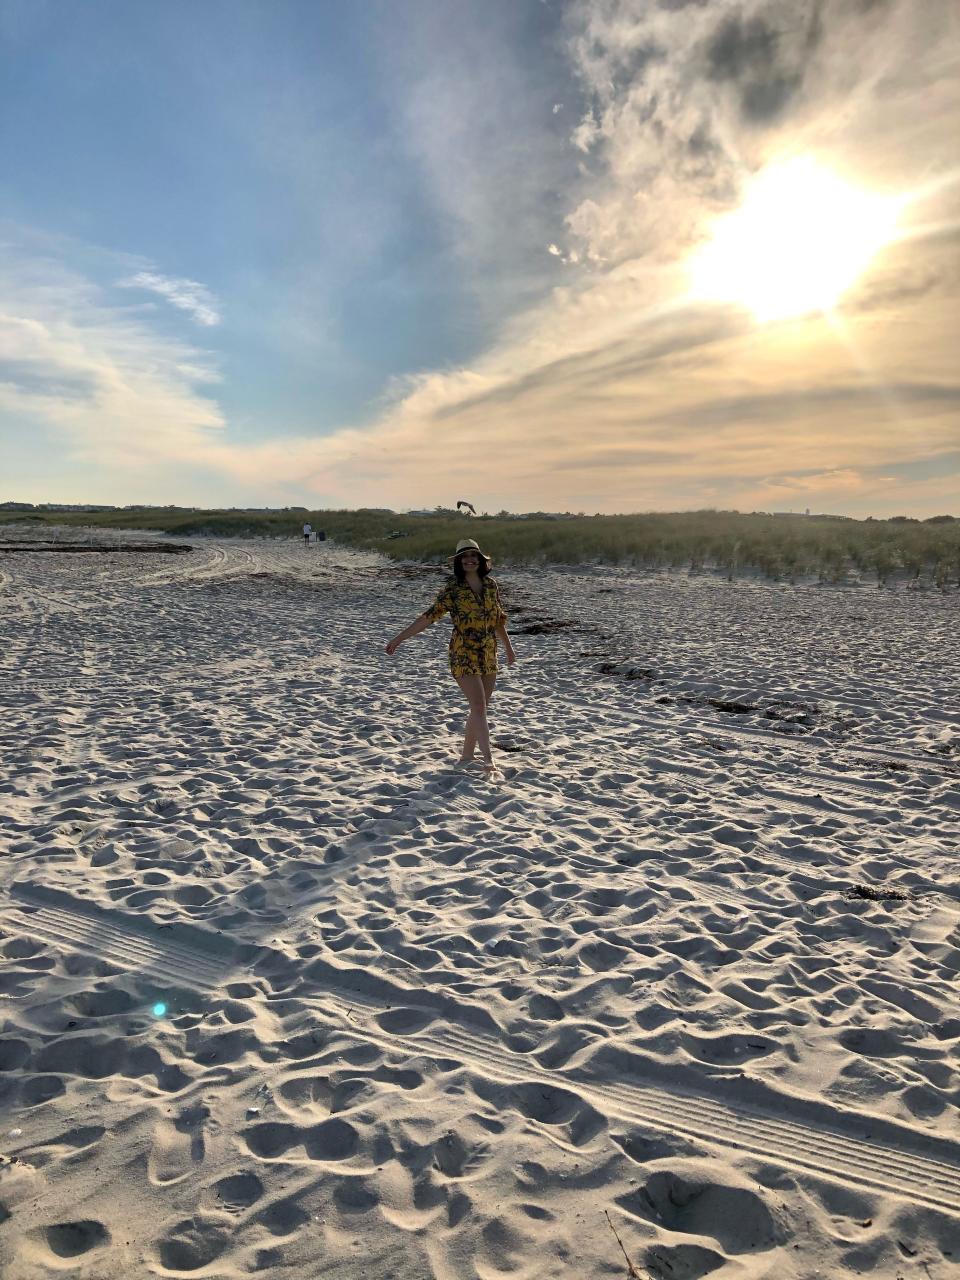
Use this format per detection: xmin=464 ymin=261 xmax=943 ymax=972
xmin=452 ymin=552 xmax=490 ymax=584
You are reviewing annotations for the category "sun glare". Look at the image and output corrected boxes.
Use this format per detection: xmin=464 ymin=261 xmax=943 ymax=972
xmin=689 ymin=156 xmax=904 ymax=323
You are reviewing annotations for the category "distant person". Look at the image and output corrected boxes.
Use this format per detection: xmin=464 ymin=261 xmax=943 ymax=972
xmin=302 ymin=522 xmax=312 ymax=545
xmin=385 ymin=538 xmax=516 ymax=773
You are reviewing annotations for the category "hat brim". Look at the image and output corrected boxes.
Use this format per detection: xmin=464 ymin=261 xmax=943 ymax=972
xmin=448 ymin=548 xmax=492 ymax=565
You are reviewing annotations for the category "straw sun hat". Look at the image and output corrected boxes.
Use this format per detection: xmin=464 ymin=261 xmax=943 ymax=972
xmin=448 ymin=538 xmax=492 ymax=567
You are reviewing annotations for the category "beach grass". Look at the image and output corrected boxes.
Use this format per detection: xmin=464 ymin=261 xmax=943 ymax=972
xmin=2 ymin=507 xmax=957 ymax=586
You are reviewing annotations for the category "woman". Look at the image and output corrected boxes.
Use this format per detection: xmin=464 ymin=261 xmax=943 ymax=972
xmin=385 ymin=538 xmax=516 ymax=771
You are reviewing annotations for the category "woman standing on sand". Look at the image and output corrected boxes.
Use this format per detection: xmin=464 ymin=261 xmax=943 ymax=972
xmin=385 ymin=538 xmax=516 ymax=772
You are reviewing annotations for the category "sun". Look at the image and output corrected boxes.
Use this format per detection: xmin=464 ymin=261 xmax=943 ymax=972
xmin=689 ymin=156 xmax=904 ymax=323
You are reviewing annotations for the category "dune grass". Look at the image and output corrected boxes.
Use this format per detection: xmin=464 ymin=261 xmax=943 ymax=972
xmin=2 ymin=507 xmax=957 ymax=586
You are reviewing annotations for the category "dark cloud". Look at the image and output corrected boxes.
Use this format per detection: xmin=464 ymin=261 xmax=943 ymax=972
xmin=705 ymin=13 xmax=778 ymax=82
xmin=703 ymin=4 xmax=825 ymax=122
xmin=738 ymin=73 xmax=801 ymax=121
xmin=686 ymin=122 xmax=718 ymax=156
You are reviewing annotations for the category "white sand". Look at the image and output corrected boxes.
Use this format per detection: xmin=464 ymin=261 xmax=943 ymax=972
xmin=1 ymin=527 xmax=958 ymax=1279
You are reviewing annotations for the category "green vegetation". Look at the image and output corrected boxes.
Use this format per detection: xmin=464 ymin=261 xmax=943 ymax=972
xmin=2 ymin=506 xmax=957 ymax=586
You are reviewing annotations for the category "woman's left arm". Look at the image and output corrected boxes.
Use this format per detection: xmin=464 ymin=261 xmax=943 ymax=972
xmin=491 ymin=581 xmax=515 ymax=665
xmin=496 ymin=621 xmax=516 ymax=666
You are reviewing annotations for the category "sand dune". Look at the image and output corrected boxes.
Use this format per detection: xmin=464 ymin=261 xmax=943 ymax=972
xmin=1 ymin=527 xmax=957 ymax=1278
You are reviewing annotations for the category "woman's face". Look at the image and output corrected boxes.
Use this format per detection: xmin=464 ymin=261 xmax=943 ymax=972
xmin=458 ymin=551 xmax=480 ymax=572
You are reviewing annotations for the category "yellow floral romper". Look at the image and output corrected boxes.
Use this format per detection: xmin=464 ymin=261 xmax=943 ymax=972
xmin=425 ymin=577 xmax=507 ymax=677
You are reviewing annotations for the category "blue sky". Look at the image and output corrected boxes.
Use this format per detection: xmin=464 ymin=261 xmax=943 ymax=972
xmin=3 ymin=1 xmax=574 ymax=430
xmin=1 ymin=0 xmax=958 ymax=516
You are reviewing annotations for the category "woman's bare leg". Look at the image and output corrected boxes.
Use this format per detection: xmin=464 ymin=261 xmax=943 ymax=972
xmin=456 ymin=674 xmax=495 ymax=765
xmin=460 ymin=675 xmax=496 ymax=761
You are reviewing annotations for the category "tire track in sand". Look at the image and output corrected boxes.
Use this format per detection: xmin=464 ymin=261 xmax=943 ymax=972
xmin=308 ymin=972 xmax=960 ymax=1217
xmin=3 ymin=883 xmax=958 ymax=1218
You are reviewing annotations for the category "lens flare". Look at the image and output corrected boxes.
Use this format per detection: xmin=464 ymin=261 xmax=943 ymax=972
xmin=152 ymin=1002 xmax=167 ymax=1018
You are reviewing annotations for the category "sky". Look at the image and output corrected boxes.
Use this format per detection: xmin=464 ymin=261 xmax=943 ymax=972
xmin=1 ymin=0 xmax=958 ymax=518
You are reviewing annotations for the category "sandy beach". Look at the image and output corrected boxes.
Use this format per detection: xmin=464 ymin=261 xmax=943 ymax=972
xmin=1 ymin=527 xmax=958 ymax=1279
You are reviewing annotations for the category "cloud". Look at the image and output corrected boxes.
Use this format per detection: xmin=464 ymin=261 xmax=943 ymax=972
xmin=0 ymin=232 xmax=224 ymax=474
xmin=702 ymin=7 xmax=824 ymax=122
xmin=737 ymin=459 xmax=960 ymax=518
xmin=373 ymin=0 xmax=584 ymax=316
xmin=118 ymin=270 xmax=221 ymax=326
xmin=0 ymin=351 xmax=97 ymax=402
xmin=657 ymin=381 xmax=960 ymax=431
xmin=760 ymin=468 xmax=885 ymax=495
xmin=558 ymin=0 xmax=956 ymax=268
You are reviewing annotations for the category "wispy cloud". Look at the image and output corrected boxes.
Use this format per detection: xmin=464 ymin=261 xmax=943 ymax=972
xmin=118 ymin=270 xmax=221 ymax=326
xmin=376 ymin=0 xmax=583 ymax=317
xmin=0 ymin=230 xmax=224 ymax=476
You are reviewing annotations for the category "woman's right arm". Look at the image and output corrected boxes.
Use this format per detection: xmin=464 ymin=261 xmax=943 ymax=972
xmin=387 ymin=584 xmax=451 ymax=655
xmin=385 ymin=613 xmax=433 ymax=655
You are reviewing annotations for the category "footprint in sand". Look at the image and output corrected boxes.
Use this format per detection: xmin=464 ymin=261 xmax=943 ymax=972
xmin=333 ymin=1177 xmax=380 ymax=1214
xmin=154 ymin=1213 xmax=232 ymax=1272
xmin=375 ymin=1006 xmax=436 ymax=1036
xmin=619 ymin=1162 xmax=785 ymax=1255
xmin=644 ymin=1241 xmax=726 ymax=1280
xmin=29 ymin=1220 xmax=110 ymax=1262
xmin=21 ymin=1074 xmax=66 ymax=1106
xmin=256 ymin=1197 xmax=311 ymax=1236
xmin=478 ymin=1218 xmax=535 ymax=1274
xmin=433 ymin=1130 xmax=491 ymax=1179
xmin=303 ymin=1118 xmax=359 ymax=1162
xmin=277 ymin=1073 xmax=334 ymax=1117
xmin=70 ymin=986 xmax=137 ymax=1018
xmin=148 ymin=1102 xmax=209 ymax=1186
xmin=208 ymin=1171 xmax=264 ymax=1213
xmin=0 ymin=1039 xmax=32 ymax=1071
xmin=242 ymin=1116 xmax=359 ymax=1162
xmin=243 ymin=1122 xmax=299 ymax=1159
